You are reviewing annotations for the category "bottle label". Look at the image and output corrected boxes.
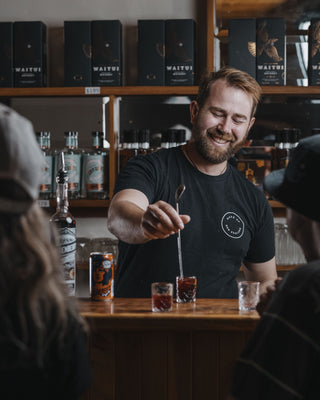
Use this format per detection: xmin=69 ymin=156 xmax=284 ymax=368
xmin=39 ymin=154 xmax=53 ymax=192
xmin=85 ymin=154 xmax=105 ymax=192
xmin=64 ymin=153 xmax=81 ymax=191
xmin=59 ymin=227 xmax=76 ymax=295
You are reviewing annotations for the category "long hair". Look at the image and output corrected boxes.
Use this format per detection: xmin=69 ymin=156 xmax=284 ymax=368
xmin=0 ymin=203 xmax=86 ymax=369
xmin=196 ymin=67 xmax=262 ymax=117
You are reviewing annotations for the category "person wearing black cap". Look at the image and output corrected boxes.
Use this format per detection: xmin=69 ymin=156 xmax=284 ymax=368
xmin=0 ymin=104 xmax=91 ymax=399
xmin=231 ymin=134 xmax=320 ymax=399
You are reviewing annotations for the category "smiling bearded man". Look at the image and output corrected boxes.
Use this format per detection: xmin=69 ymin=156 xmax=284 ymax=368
xmin=107 ymin=67 xmax=277 ymax=299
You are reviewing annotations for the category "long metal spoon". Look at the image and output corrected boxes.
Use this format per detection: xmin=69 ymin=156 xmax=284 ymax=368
xmin=175 ymin=184 xmax=186 ymax=279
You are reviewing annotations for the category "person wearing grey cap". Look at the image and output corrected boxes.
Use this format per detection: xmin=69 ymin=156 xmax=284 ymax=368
xmin=0 ymin=104 xmax=91 ymax=399
xmin=231 ymin=134 xmax=320 ymax=399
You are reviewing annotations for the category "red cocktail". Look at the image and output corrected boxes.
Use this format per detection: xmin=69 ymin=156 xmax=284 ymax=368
xmin=151 ymin=282 xmax=173 ymax=312
xmin=176 ymin=276 xmax=197 ymax=303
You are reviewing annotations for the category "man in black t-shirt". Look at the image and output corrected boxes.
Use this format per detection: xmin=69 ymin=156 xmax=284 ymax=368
xmin=107 ymin=67 xmax=277 ymax=298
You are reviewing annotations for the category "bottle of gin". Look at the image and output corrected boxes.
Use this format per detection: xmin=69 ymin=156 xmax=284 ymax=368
xmin=63 ymin=131 xmax=82 ymax=199
xmin=119 ymin=129 xmax=139 ymax=171
xmin=83 ymin=131 xmax=108 ymax=199
xmin=50 ymin=152 xmax=77 ymax=295
xmin=138 ymin=129 xmax=150 ymax=155
xmin=36 ymin=131 xmax=53 ymax=199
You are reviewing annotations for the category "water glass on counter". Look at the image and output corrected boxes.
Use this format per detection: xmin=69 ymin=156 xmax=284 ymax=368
xmin=238 ymin=281 xmax=260 ymax=311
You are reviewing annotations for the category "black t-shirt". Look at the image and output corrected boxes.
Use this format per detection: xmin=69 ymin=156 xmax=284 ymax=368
xmin=114 ymin=147 xmax=275 ymax=298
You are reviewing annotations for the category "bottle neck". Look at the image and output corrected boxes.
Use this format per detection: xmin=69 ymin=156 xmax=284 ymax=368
xmin=56 ymin=182 xmax=69 ymax=213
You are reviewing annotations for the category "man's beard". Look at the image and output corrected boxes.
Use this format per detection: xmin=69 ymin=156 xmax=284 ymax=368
xmin=192 ymin=125 xmax=249 ymax=164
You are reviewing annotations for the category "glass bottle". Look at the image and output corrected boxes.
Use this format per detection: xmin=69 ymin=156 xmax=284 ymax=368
xmin=36 ymin=131 xmax=54 ymax=199
xmin=271 ymin=129 xmax=282 ymax=171
xmin=119 ymin=129 xmax=139 ymax=171
xmin=278 ymin=128 xmax=291 ymax=169
xmin=83 ymin=131 xmax=108 ymax=200
xmin=175 ymin=129 xmax=187 ymax=146
xmin=138 ymin=129 xmax=150 ymax=155
xmin=167 ymin=128 xmax=177 ymax=148
xmin=63 ymin=131 xmax=82 ymax=199
xmin=289 ymin=128 xmax=301 ymax=157
xmin=161 ymin=129 xmax=170 ymax=149
xmin=50 ymin=152 xmax=77 ymax=295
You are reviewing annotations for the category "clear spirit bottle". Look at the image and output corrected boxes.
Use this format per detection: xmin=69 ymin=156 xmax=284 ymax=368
xmin=63 ymin=131 xmax=82 ymax=199
xmin=36 ymin=131 xmax=54 ymax=199
xmin=83 ymin=131 xmax=108 ymax=199
xmin=50 ymin=152 xmax=77 ymax=295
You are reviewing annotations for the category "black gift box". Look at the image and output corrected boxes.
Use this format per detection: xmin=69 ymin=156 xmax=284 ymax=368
xmin=165 ymin=19 xmax=195 ymax=86
xmin=0 ymin=22 xmax=13 ymax=88
xmin=138 ymin=20 xmax=165 ymax=86
xmin=92 ymin=20 xmax=122 ymax=86
xmin=256 ymin=18 xmax=286 ymax=85
xmin=64 ymin=21 xmax=92 ymax=86
xmin=228 ymin=19 xmax=256 ymax=79
xmin=14 ymin=21 xmax=47 ymax=87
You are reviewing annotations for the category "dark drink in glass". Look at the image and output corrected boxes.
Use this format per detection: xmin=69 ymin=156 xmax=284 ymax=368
xmin=176 ymin=276 xmax=197 ymax=303
xmin=151 ymin=282 xmax=173 ymax=312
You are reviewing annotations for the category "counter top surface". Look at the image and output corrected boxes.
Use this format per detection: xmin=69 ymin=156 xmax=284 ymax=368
xmin=78 ymin=298 xmax=259 ymax=330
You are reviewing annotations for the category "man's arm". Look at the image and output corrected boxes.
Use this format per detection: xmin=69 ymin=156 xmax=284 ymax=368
xmin=107 ymin=188 xmax=190 ymax=244
xmin=242 ymin=257 xmax=278 ymax=295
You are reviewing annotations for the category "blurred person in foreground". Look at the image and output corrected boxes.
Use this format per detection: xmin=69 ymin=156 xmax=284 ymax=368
xmin=231 ymin=134 xmax=320 ymax=399
xmin=107 ymin=67 xmax=277 ymax=298
xmin=0 ymin=104 xmax=91 ymax=399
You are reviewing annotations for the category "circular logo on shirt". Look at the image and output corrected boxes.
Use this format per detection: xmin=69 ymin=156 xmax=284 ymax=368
xmin=221 ymin=212 xmax=244 ymax=239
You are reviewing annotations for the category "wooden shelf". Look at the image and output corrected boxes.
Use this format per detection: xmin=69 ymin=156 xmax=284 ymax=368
xmin=1 ymin=85 xmax=320 ymax=98
xmin=0 ymin=86 xmax=199 ymax=97
xmin=269 ymin=200 xmax=285 ymax=209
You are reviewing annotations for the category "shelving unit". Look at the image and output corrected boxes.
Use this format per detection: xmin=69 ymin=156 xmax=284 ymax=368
xmin=2 ymin=0 xmax=319 ymax=216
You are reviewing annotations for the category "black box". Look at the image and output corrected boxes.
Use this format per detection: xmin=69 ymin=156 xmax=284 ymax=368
xmin=138 ymin=20 xmax=165 ymax=86
xmin=92 ymin=20 xmax=122 ymax=86
xmin=256 ymin=18 xmax=286 ymax=85
xmin=228 ymin=19 xmax=256 ymax=79
xmin=165 ymin=19 xmax=195 ymax=86
xmin=0 ymin=22 xmax=13 ymax=88
xmin=14 ymin=21 xmax=47 ymax=87
xmin=308 ymin=19 xmax=320 ymax=85
xmin=64 ymin=21 xmax=91 ymax=86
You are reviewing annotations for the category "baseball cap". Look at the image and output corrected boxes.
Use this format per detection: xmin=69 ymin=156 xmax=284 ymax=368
xmin=0 ymin=103 xmax=44 ymax=214
xmin=263 ymin=134 xmax=320 ymax=222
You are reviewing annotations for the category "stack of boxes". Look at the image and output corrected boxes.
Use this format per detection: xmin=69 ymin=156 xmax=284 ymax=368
xmin=0 ymin=21 xmax=47 ymax=88
xmin=138 ymin=19 xmax=195 ymax=86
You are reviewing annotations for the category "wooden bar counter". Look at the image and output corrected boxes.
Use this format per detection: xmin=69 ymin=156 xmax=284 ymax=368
xmin=79 ymin=298 xmax=259 ymax=400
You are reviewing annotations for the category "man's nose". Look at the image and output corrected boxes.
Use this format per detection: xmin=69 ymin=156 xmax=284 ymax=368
xmin=217 ymin=117 xmax=232 ymax=134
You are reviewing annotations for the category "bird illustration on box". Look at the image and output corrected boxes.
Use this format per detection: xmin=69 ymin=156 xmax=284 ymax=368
xmin=310 ymin=21 xmax=320 ymax=58
xmin=256 ymin=20 xmax=283 ymax=62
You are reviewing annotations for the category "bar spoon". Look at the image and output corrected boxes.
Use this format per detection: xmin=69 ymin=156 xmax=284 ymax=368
xmin=175 ymin=184 xmax=186 ymax=279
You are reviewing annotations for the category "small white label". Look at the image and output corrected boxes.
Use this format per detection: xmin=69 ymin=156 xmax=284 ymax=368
xmin=85 ymin=87 xmax=101 ymax=95
xmin=38 ymin=200 xmax=50 ymax=208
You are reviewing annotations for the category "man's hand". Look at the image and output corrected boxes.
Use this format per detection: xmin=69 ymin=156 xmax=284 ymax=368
xmin=142 ymin=200 xmax=191 ymax=240
xmin=107 ymin=189 xmax=191 ymax=244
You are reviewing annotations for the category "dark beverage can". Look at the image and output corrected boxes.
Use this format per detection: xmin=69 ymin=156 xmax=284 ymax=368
xmin=90 ymin=252 xmax=114 ymax=301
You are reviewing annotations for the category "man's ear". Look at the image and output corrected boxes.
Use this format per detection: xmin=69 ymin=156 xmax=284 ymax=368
xmin=190 ymin=100 xmax=199 ymax=124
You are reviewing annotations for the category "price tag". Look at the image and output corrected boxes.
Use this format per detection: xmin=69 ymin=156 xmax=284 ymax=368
xmin=38 ymin=200 xmax=50 ymax=208
xmin=85 ymin=87 xmax=101 ymax=95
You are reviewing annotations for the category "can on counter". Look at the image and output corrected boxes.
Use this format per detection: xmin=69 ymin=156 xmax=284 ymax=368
xmin=89 ymin=252 xmax=114 ymax=301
